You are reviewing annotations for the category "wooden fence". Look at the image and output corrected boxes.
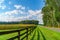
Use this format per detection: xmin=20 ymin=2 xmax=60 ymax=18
xmin=0 ymin=26 xmax=36 ymax=40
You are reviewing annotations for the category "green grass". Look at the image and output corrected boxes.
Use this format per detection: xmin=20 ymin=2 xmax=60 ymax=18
xmin=30 ymin=25 xmax=60 ymax=40
xmin=38 ymin=26 xmax=60 ymax=40
xmin=0 ymin=30 xmax=27 ymax=40
xmin=0 ymin=25 xmax=60 ymax=40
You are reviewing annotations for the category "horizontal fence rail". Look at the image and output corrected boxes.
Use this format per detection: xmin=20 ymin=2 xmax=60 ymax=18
xmin=0 ymin=26 xmax=37 ymax=40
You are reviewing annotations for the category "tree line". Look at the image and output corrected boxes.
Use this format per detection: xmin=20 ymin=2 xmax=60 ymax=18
xmin=0 ymin=20 xmax=39 ymax=25
xmin=42 ymin=0 xmax=60 ymax=27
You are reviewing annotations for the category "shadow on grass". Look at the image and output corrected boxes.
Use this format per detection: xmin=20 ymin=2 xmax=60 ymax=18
xmin=31 ymin=30 xmax=36 ymax=40
xmin=38 ymin=28 xmax=46 ymax=40
xmin=37 ymin=30 xmax=40 ymax=40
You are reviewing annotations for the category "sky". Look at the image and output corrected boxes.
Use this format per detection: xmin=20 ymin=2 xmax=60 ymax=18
xmin=0 ymin=0 xmax=45 ymax=24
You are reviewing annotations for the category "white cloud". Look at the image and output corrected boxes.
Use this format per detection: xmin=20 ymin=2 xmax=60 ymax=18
xmin=37 ymin=14 xmax=43 ymax=24
xmin=14 ymin=5 xmax=22 ymax=9
xmin=0 ymin=13 xmax=24 ymax=22
xmin=0 ymin=0 xmax=43 ymax=24
xmin=19 ymin=10 xmax=24 ymax=14
xmin=28 ymin=10 xmax=36 ymax=15
xmin=28 ymin=10 xmax=41 ymax=15
xmin=5 ymin=10 xmax=21 ymax=15
xmin=27 ymin=10 xmax=43 ymax=24
xmin=14 ymin=5 xmax=25 ymax=10
xmin=4 ymin=9 xmax=26 ymax=16
xmin=27 ymin=10 xmax=42 ymax=19
xmin=0 ymin=5 xmax=6 ymax=9
xmin=0 ymin=0 xmax=6 ymax=9
xmin=0 ymin=4 xmax=43 ymax=24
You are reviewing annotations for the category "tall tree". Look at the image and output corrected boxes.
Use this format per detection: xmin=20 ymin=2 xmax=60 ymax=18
xmin=42 ymin=0 xmax=60 ymax=27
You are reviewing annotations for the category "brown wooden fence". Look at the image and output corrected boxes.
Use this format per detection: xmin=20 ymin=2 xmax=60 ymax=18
xmin=0 ymin=26 xmax=36 ymax=40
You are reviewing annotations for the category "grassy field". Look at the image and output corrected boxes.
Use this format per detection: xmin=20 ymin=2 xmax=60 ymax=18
xmin=0 ymin=24 xmax=36 ymax=30
xmin=30 ymin=26 xmax=60 ymax=40
xmin=0 ymin=24 xmax=36 ymax=40
xmin=0 ymin=25 xmax=60 ymax=40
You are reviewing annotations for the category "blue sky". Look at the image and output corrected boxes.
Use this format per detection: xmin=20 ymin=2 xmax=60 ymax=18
xmin=0 ymin=0 xmax=45 ymax=24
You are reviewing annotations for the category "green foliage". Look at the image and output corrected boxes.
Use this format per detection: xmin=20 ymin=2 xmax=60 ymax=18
xmin=20 ymin=20 xmax=39 ymax=25
xmin=0 ymin=20 xmax=39 ymax=25
xmin=42 ymin=0 xmax=60 ymax=27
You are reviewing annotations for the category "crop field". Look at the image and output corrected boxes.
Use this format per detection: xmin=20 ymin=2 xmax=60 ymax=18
xmin=0 ymin=24 xmax=36 ymax=30
xmin=0 ymin=24 xmax=36 ymax=40
xmin=0 ymin=25 xmax=60 ymax=40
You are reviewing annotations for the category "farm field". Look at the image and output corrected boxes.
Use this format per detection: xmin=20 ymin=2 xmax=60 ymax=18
xmin=0 ymin=25 xmax=60 ymax=40
xmin=0 ymin=24 xmax=36 ymax=30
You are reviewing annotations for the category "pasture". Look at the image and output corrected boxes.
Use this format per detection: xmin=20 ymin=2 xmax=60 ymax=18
xmin=0 ymin=25 xmax=60 ymax=40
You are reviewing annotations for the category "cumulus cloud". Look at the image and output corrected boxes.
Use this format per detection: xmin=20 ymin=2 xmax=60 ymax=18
xmin=0 ymin=13 xmax=25 ymax=22
xmin=2 ymin=5 xmax=26 ymax=16
xmin=14 ymin=5 xmax=21 ymax=9
xmin=14 ymin=5 xmax=25 ymax=10
xmin=37 ymin=14 xmax=43 ymax=24
xmin=0 ymin=3 xmax=43 ymax=24
xmin=4 ymin=10 xmax=26 ymax=16
xmin=5 ymin=10 xmax=19 ymax=15
xmin=0 ymin=10 xmax=43 ymax=24
xmin=28 ymin=10 xmax=41 ymax=15
xmin=0 ymin=9 xmax=43 ymax=24
xmin=0 ymin=0 xmax=6 ymax=9
xmin=27 ymin=10 xmax=43 ymax=24
xmin=0 ymin=5 xmax=6 ymax=9
xmin=0 ymin=0 xmax=43 ymax=24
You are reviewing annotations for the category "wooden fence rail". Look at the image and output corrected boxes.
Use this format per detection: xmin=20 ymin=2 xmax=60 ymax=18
xmin=0 ymin=26 xmax=36 ymax=40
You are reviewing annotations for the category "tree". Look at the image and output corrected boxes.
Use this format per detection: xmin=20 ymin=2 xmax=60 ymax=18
xmin=42 ymin=0 xmax=60 ymax=27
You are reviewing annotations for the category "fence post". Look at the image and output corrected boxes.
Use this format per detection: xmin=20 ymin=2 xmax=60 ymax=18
xmin=18 ymin=31 xmax=20 ymax=40
xmin=26 ymin=28 xmax=28 ymax=40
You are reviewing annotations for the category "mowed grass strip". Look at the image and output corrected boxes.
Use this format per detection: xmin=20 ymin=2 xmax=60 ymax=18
xmin=0 ymin=24 xmax=36 ymax=30
xmin=31 ymin=30 xmax=36 ymax=40
xmin=38 ymin=26 xmax=60 ymax=40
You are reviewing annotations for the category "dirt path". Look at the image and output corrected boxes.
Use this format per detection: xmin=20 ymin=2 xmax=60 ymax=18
xmin=44 ymin=27 xmax=60 ymax=32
